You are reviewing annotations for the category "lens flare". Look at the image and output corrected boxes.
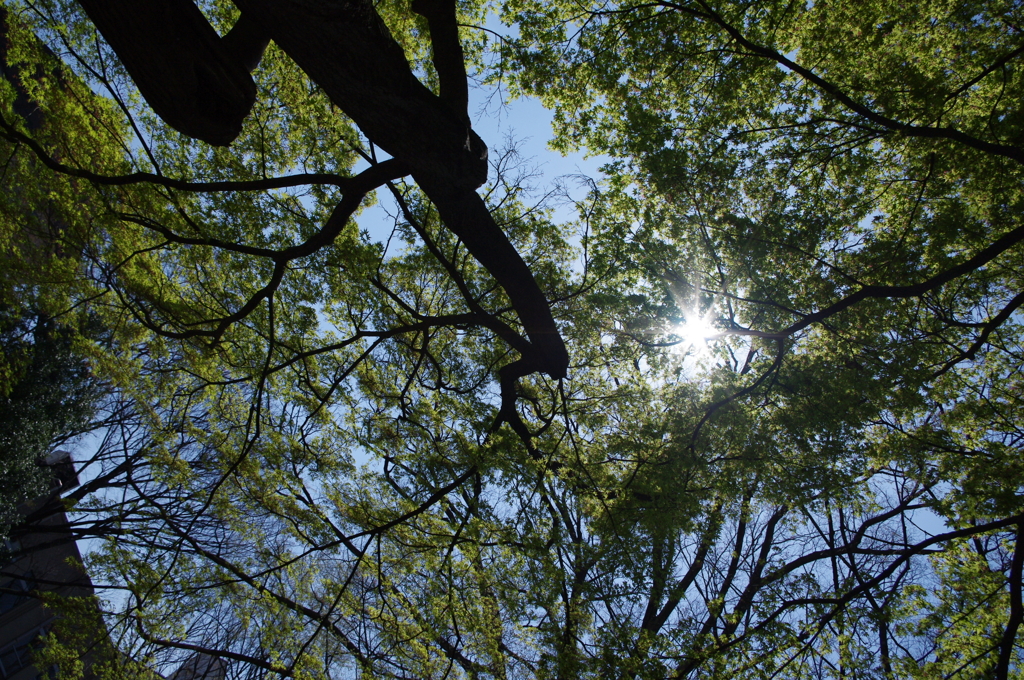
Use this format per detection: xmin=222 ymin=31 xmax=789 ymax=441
xmin=670 ymin=314 xmax=718 ymax=354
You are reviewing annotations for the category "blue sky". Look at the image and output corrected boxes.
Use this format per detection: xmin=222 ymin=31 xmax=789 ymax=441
xmin=357 ymin=86 xmax=606 ymax=244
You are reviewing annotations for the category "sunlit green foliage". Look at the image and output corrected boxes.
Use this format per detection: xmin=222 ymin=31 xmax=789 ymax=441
xmin=0 ymin=308 xmax=101 ymax=538
xmin=1 ymin=0 xmax=1022 ymax=677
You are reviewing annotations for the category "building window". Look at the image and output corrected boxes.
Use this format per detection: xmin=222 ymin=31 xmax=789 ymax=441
xmin=0 ymin=625 xmax=48 ymax=680
xmin=0 ymin=572 xmax=35 ymax=616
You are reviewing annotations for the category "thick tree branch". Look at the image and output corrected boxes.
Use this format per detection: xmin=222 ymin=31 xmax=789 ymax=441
xmin=231 ymin=0 xmax=486 ymax=191
xmin=221 ymin=12 xmax=270 ymax=73
xmin=77 ymin=0 xmax=259 ymax=145
xmin=71 ymin=0 xmax=568 ymax=379
xmin=411 ymin=0 xmax=470 ymax=119
xmin=231 ymin=0 xmax=569 ymax=379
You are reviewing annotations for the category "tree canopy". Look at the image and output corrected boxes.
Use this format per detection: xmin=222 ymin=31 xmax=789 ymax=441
xmin=0 ymin=306 xmax=102 ymax=538
xmin=2 ymin=0 xmax=1024 ymax=677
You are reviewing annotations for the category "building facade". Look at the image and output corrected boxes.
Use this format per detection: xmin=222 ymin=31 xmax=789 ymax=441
xmin=0 ymin=453 xmax=95 ymax=680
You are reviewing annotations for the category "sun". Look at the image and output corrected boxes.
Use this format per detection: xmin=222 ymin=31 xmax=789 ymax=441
xmin=670 ymin=313 xmax=718 ymax=354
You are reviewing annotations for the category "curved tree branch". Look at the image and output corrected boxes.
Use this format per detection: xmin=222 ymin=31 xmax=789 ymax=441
xmin=77 ymin=0 xmax=259 ymax=146
xmin=110 ymin=159 xmax=408 ymax=341
xmin=0 ymin=109 xmax=371 ymax=191
xmin=229 ymin=0 xmax=569 ymax=379
xmin=73 ymin=0 xmax=569 ymax=380
xmin=671 ymin=0 xmax=1024 ymax=165
xmin=778 ymin=223 xmax=1024 ymax=337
